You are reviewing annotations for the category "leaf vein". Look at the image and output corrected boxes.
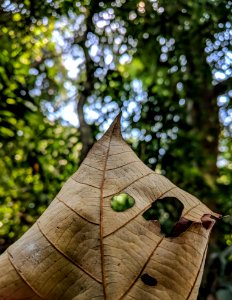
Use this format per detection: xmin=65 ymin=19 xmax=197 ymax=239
xmin=6 ymin=249 xmax=44 ymax=300
xmin=36 ymin=222 xmax=102 ymax=284
xmin=56 ymin=196 xmax=99 ymax=225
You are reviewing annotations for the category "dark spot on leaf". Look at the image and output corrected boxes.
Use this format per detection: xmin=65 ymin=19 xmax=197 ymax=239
xmin=111 ymin=193 xmax=135 ymax=212
xmin=143 ymin=197 xmax=185 ymax=236
xmin=141 ymin=273 xmax=157 ymax=286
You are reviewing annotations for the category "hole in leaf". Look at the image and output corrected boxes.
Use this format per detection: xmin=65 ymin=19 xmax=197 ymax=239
xmin=141 ymin=273 xmax=157 ymax=286
xmin=111 ymin=193 xmax=135 ymax=212
xmin=143 ymin=197 xmax=188 ymax=237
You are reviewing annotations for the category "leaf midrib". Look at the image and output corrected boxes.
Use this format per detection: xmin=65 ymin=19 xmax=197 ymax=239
xmin=99 ymin=132 xmax=113 ymax=300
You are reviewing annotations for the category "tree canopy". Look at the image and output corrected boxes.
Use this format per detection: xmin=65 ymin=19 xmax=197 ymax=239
xmin=1 ymin=0 xmax=232 ymax=298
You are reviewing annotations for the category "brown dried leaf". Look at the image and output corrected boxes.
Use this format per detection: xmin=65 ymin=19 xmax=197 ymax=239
xmin=0 ymin=115 xmax=220 ymax=300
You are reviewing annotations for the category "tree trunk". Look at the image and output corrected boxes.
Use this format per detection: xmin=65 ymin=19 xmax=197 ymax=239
xmin=75 ymin=7 xmax=96 ymax=163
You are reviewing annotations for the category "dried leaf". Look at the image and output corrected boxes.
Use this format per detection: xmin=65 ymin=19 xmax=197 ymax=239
xmin=0 ymin=115 xmax=220 ymax=300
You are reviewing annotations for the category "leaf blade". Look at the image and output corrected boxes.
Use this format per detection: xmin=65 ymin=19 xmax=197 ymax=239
xmin=0 ymin=115 xmax=219 ymax=300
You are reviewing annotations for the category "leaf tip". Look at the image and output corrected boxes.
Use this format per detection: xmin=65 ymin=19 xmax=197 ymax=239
xmin=105 ymin=112 xmax=122 ymax=137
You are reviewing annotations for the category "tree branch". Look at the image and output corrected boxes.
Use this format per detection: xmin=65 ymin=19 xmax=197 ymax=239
xmin=213 ymin=76 xmax=232 ymax=97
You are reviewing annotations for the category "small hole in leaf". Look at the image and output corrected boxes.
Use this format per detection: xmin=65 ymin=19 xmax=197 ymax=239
xmin=111 ymin=193 xmax=135 ymax=212
xmin=141 ymin=273 xmax=157 ymax=286
xmin=143 ymin=197 xmax=186 ymax=237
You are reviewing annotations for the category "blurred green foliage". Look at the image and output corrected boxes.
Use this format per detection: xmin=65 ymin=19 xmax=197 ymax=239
xmin=200 ymin=245 xmax=232 ymax=299
xmin=111 ymin=193 xmax=135 ymax=212
xmin=0 ymin=0 xmax=81 ymax=251
xmin=143 ymin=197 xmax=184 ymax=236
xmin=1 ymin=1 xmax=232 ymax=298
xmin=0 ymin=120 xmax=80 ymax=251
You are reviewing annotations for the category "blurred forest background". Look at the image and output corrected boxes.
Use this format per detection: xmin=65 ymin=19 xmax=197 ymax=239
xmin=1 ymin=0 xmax=232 ymax=299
